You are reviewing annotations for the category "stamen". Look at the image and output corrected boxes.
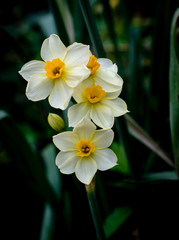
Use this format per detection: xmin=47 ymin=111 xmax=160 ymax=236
xmin=87 ymin=55 xmax=100 ymax=75
xmin=76 ymin=139 xmax=95 ymax=157
xmin=85 ymin=85 xmax=106 ymax=104
xmin=45 ymin=58 xmax=65 ymax=79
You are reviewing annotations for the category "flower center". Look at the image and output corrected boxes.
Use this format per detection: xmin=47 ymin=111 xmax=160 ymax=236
xmin=86 ymin=55 xmax=100 ymax=75
xmin=76 ymin=139 xmax=95 ymax=157
xmin=45 ymin=58 xmax=65 ymax=79
xmin=85 ymin=85 xmax=106 ymax=103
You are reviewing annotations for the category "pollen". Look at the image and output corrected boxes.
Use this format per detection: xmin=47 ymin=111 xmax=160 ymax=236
xmin=45 ymin=58 xmax=65 ymax=79
xmin=85 ymin=85 xmax=106 ymax=103
xmin=76 ymin=139 xmax=95 ymax=157
xmin=87 ymin=55 xmax=100 ymax=75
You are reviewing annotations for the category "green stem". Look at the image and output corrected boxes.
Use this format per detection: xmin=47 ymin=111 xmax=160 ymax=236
xmin=85 ymin=179 xmax=106 ymax=240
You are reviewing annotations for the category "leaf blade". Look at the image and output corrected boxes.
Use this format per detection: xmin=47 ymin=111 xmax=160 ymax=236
xmin=78 ymin=0 xmax=106 ymax=57
xmin=103 ymin=206 xmax=132 ymax=238
xmin=169 ymin=8 xmax=179 ymax=174
xmin=125 ymin=114 xmax=174 ymax=167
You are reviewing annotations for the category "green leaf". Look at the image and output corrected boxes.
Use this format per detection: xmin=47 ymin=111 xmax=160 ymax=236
xmin=50 ymin=0 xmax=70 ymax=45
xmin=71 ymin=0 xmax=87 ymax=42
xmin=54 ymin=0 xmax=74 ymax=43
xmin=110 ymin=142 xmax=130 ymax=175
xmin=101 ymin=0 xmax=119 ymax=57
xmin=169 ymin=8 xmax=179 ymax=174
xmin=40 ymin=144 xmax=62 ymax=240
xmin=78 ymin=0 xmax=106 ymax=58
xmin=103 ymin=206 xmax=132 ymax=238
xmin=126 ymin=171 xmax=179 ymax=185
xmin=100 ymin=0 xmax=125 ymax=82
xmin=128 ymin=26 xmax=143 ymax=120
xmin=40 ymin=203 xmax=56 ymax=240
xmin=143 ymin=171 xmax=178 ymax=181
xmin=125 ymin=114 xmax=174 ymax=167
xmin=41 ymin=143 xmax=61 ymax=198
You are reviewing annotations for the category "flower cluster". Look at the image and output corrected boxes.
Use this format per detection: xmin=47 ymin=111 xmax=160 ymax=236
xmin=19 ymin=34 xmax=128 ymax=184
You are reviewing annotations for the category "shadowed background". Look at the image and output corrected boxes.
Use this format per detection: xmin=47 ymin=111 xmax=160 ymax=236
xmin=0 ymin=0 xmax=179 ymax=239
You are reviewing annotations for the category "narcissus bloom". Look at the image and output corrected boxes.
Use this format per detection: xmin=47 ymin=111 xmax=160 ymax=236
xmin=53 ymin=118 xmax=117 ymax=184
xmin=68 ymin=79 xmax=128 ymax=128
xmin=85 ymin=55 xmax=123 ymax=93
xmin=19 ymin=34 xmax=90 ymax=109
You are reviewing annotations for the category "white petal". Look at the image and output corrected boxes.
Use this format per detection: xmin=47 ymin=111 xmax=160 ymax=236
xmin=53 ymin=131 xmax=79 ymax=151
xmin=49 ymin=34 xmax=67 ymax=60
xmin=109 ymin=63 xmax=118 ymax=72
xmin=41 ymin=38 xmax=52 ymax=61
xmin=72 ymin=78 xmax=95 ymax=103
xmin=65 ymin=42 xmax=90 ymax=68
xmin=72 ymin=83 xmax=86 ymax=103
xmin=26 ymin=73 xmax=53 ymax=101
xmin=105 ymin=90 xmax=122 ymax=99
xmin=92 ymin=149 xmax=117 ymax=171
xmin=68 ymin=102 xmax=91 ymax=127
xmin=75 ymin=157 xmax=97 ymax=184
xmin=73 ymin=118 xmax=96 ymax=140
xmin=82 ymin=77 xmax=95 ymax=88
xmin=82 ymin=76 xmax=121 ymax=95
xmin=19 ymin=60 xmax=46 ymax=81
xmin=91 ymin=104 xmax=114 ymax=129
xmin=98 ymin=58 xmax=113 ymax=68
xmin=95 ymin=69 xmax=123 ymax=92
xmin=91 ymin=129 xmax=114 ymax=149
xmin=48 ymin=79 xmax=73 ymax=109
xmin=102 ymin=98 xmax=128 ymax=117
xmin=55 ymin=151 xmax=79 ymax=174
xmin=97 ymin=59 xmax=117 ymax=73
xmin=63 ymin=65 xmax=90 ymax=88
xmin=97 ymin=58 xmax=113 ymax=68
xmin=41 ymin=34 xmax=67 ymax=61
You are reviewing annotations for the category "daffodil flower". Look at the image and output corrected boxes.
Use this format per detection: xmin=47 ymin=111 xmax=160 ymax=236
xmin=53 ymin=118 xmax=117 ymax=185
xmin=19 ymin=34 xmax=91 ymax=109
xmin=85 ymin=55 xmax=123 ymax=92
xmin=68 ymin=79 xmax=128 ymax=128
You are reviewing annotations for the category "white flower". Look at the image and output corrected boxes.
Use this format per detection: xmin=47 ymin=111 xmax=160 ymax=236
xmin=53 ymin=118 xmax=118 ymax=185
xmin=19 ymin=34 xmax=91 ymax=109
xmin=68 ymin=79 xmax=128 ymax=128
xmin=85 ymin=55 xmax=123 ymax=93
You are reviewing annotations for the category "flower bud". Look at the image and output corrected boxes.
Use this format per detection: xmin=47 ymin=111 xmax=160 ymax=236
xmin=48 ymin=113 xmax=65 ymax=132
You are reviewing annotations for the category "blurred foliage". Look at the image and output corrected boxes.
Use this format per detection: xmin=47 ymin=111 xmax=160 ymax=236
xmin=169 ymin=8 xmax=179 ymax=175
xmin=0 ymin=0 xmax=179 ymax=240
